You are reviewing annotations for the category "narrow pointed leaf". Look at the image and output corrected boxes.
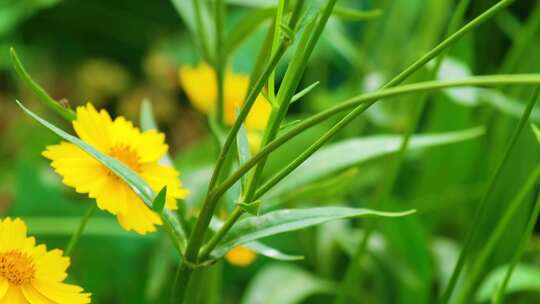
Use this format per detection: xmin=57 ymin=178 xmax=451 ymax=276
xmin=211 ymin=207 xmax=415 ymax=259
xmin=245 ymin=242 xmax=304 ymax=261
xmin=291 ymin=81 xmax=320 ymax=103
xmin=532 ymin=124 xmax=540 ymax=143
xmin=152 ymin=186 xmax=167 ymax=214
xmin=265 ymin=127 xmax=484 ymax=200
xmin=10 ymin=48 xmax=76 ymax=121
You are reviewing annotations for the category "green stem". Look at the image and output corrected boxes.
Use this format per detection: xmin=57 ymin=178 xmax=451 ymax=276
xmin=199 ymin=206 xmax=243 ymax=260
xmin=213 ymin=75 xmax=540 ymax=203
xmin=193 ymin=0 xmax=212 ymax=62
xmin=198 ymin=0 xmax=335 ymax=260
xmin=214 ymin=0 xmax=225 ymax=125
xmin=441 ymin=86 xmax=540 ymax=304
xmin=172 ymin=262 xmax=194 ymax=304
xmin=10 ymin=48 xmax=76 ymax=121
xmin=181 ymin=0 xmax=306 ymax=279
xmin=493 ymin=184 xmax=540 ymax=304
xmin=65 ymin=205 xmax=97 ymax=256
xmin=206 ymin=0 xmax=304 ymax=193
xmin=334 ymin=1 xmax=471 ymax=302
xmin=199 ymin=75 xmax=540 ymax=261
xmin=268 ymin=0 xmax=286 ymax=103
xmin=454 ymin=163 xmax=540 ymax=304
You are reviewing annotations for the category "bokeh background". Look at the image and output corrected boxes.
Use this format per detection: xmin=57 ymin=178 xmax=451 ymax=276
xmin=2 ymin=0 xmax=540 ymax=303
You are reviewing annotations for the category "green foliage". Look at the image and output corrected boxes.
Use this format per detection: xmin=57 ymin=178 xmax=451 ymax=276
xmin=4 ymin=0 xmax=540 ymax=303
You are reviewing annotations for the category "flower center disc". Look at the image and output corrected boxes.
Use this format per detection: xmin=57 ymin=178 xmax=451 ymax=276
xmin=0 ymin=250 xmax=36 ymax=285
xmin=108 ymin=144 xmax=141 ymax=172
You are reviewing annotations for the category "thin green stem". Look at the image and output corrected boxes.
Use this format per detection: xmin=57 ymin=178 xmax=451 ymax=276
xmin=493 ymin=185 xmax=540 ymax=304
xmin=199 ymin=75 xmax=540 ymax=261
xmin=334 ymin=1 xmax=471 ymax=302
xmin=243 ymin=0 xmax=336 ymax=203
xmin=206 ymin=0 xmax=304 ymax=193
xmin=454 ymin=163 xmax=540 ymax=304
xmin=199 ymin=206 xmax=243 ymax=260
xmin=213 ymin=0 xmax=225 ymax=126
xmin=10 ymin=48 xmax=76 ymax=121
xmin=198 ymin=0 xmax=335 ymax=260
xmin=441 ymin=86 xmax=540 ymax=304
xmin=181 ymin=0 xmax=306 ymax=278
xmin=172 ymin=262 xmax=193 ymax=304
xmin=193 ymin=0 xmax=212 ymax=62
xmin=213 ymin=75 xmax=540 ymax=203
xmin=268 ymin=0 xmax=286 ymax=102
xmin=65 ymin=205 xmax=97 ymax=256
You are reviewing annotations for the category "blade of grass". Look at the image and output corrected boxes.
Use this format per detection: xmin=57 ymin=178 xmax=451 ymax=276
xmin=10 ymin=47 xmax=75 ymax=121
xmin=492 ymin=186 xmax=540 ymax=304
xmin=453 ymin=163 xmax=540 ymax=303
xmin=64 ymin=205 xmax=97 ymax=256
xmin=441 ymin=86 xmax=540 ymax=303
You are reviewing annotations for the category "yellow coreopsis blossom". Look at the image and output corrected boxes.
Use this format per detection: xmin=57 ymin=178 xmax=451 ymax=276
xmin=225 ymin=245 xmax=257 ymax=267
xmin=0 ymin=218 xmax=91 ymax=303
xmin=178 ymin=63 xmax=272 ymax=151
xmin=43 ymin=103 xmax=189 ymax=234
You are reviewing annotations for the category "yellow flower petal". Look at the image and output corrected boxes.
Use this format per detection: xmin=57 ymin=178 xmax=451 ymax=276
xmin=0 ymin=286 xmax=25 ymax=304
xmin=94 ymin=180 xmax=128 ymax=215
xmin=0 ymin=218 xmax=28 ymax=252
xmin=33 ymin=249 xmax=69 ymax=283
xmin=225 ymin=246 xmax=257 ymax=267
xmin=178 ymin=63 xmax=216 ymax=114
xmin=179 ymin=63 xmax=271 ymax=131
xmin=134 ymin=130 xmax=168 ymax=163
xmin=21 ymin=284 xmax=55 ymax=304
xmin=0 ymin=278 xmax=8 ymax=299
xmin=116 ymin=191 xmax=162 ymax=234
xmin=32 ymin=280 xmax=90 ymax=304
xmin=72 ymin=103 xmax=113 ymax=152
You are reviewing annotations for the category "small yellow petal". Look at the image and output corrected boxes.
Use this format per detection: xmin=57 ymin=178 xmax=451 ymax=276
xmin=225 ymin=246 xmax=257 ymax=267
xmin=32 ymin=280 xmax=90 ymax=304
xmin=21 ymin=284 xmax=55 ymax=304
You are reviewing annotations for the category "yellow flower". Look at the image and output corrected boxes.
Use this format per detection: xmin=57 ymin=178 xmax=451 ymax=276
xmin=178 ymin=63 xmax=271 ymax=151
xmin=0 ymin=217 xmax=91 ymax=303
xmin=43 ymin=103 xmax=189 ymax=234
xmin=225 ymin=245 xmax=257 ymax=267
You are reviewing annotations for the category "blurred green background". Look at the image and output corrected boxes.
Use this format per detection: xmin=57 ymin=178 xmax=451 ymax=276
xmin=2 ymin=0 xmax=540 ymax=303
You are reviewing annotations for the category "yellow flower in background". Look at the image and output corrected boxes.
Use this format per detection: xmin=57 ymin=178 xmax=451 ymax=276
xmin=0 ymin=218 xmax=91 ymax=303
xmin=43 ymin=103 xmax=189 ymax=234
xmin=178 ymin=63 xmax=271 ymax=151
xmin=225 ymin=245 xmax=257 ymax=267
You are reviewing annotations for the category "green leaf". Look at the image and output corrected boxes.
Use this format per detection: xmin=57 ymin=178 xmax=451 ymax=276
xmin=140 ymin=99 xmax=158 ymax=131
xmin=210 ymin=217 xmax=301 ymax=261
xmin=533 ymin=124 xmax=540 ymax=143
xmin=477 ymin=264 xmax=540 ymax=302
xmin=236 ymin=120 xmax=252 ymax=190
xmin=152 ymin=186 xmax=167 ymax=214
xmin=10 ymin=48 xmax=76 ymax=121
xmin=291 ymin=81 xmax=320 ymax=103
xmin=241 ymin=264 xmax=335 ymax=304
xmin=211 ymin=207 xmax=415 ymax=259
xmin=16 ymin=100 xmax=188 ymax=251
xmin=265 ymin=127 xmax=485 ymax=200
xmin=333 ymin=6 xmax=381 ymax=21
xmin=245 ymin=242 xmax=304 ymax=261
xmin=480 ymin=89 xmax=540 ymax=122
